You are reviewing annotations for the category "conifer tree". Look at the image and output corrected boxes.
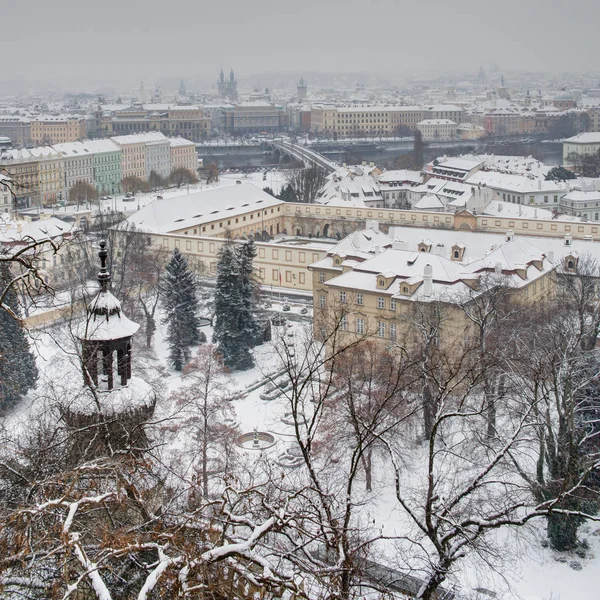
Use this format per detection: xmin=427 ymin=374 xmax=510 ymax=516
xmin=213 ymin=242 xmax=253 ymax=370
xmin=0 ymin=263 xmax=38 ymax=411
xmin=236 ymin=239 xmax=262 ymax=346
xmin=162 ymin=248 xmax=201 ymax=371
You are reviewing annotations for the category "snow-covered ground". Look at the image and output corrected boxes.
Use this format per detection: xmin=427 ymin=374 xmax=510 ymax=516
xmin=9 ymin=292 xmax=600 ymax=600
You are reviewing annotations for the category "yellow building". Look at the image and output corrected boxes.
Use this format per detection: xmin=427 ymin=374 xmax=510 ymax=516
xmin=309 ymin=236 xmax=555 ymax=348
xmin=30 ymin=116 xmax=86 ymax=145
xmin=0 ymin=150 xmax=40 ymax=208
xmin=28 ymin=146 xmax=65 ymax=205
xmin=310 ymin=105 xmax=463 ymax=137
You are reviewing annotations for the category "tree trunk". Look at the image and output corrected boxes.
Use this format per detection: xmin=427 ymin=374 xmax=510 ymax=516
xmin=362 ymin=448 xmax=372 ymax=492
xmin=423 ymin=383 xmax=435 ymax=440
xmin=145 ymin=315 xmax=156 ymax=348
xmin=547 ymin=511 xmax=580 ymax=551
xmin=417 ymin=562 xmax=450 ymax=600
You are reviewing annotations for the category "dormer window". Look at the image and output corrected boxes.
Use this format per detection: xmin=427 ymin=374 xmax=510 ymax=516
xmin=564 ymin=254 xmax=579 ymax=272
xmin=379 ymin=279 xmax=385 ymax=287
xmin=403 ymin=286 xmax=409 ymax=294
xmin=335 ymin=259 xmax=341 ymax=265
xmin=454 ymin=250 xmax=459 ymax=258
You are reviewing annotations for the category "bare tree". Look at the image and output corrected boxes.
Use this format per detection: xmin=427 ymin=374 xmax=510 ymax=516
xmin=170 ymin=167 xmax=198 ymax=188
xmin=286 ymin=166 xmax=326 ymax=204
xmin=121 ymin=175 xmax=150 ymax=194
xmin=69 ymin=181 xmax=98 ymax=208
xmin=172 ymin=345 xmax=238 ymax=498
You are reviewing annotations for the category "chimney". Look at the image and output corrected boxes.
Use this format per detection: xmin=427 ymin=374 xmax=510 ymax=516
xmin=392 ymin=240 xmax=405 ymax=250
xmin=495 ymin=262 xmax=502 ymax=275
xmin=564 ymin=233 xmax=572 ymax=246
xmin=505 ymin=229 xmax=514 ymax=242
xmin=423 ymin=263 xmax=433 ymax=297
xmin=374 ymin=245 xmax=381 ymax=255
xmin=366 ymin=219 xmax=379 ymax=232
xmin=548 ymin=250 xmax=555 ymax=264
xmin=434 ymin=244 xmax=445 ymax=257
xmin=538 ymin=180 xmax=542 ymax=190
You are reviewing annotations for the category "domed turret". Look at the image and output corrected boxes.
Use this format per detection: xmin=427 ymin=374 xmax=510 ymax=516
xmin=79 ymin=241 xmax=139 ymax=390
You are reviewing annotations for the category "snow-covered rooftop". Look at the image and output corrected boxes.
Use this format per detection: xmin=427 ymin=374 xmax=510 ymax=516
xmin=124 ymin=184 xmax=282 ymax=234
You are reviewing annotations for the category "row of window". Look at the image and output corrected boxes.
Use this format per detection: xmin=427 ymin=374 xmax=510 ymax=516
xmin=337 ymin=316 xmax=398 ymax=340
xmin=320 ymin=291 xmax=398 ymax=311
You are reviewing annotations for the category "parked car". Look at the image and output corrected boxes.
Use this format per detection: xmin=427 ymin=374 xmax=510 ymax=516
xmin=300 ymin=307 xmax=308 ymax=315
xmin=125 ymin=192 xmax=134 ymax=198
xmin=282 ymin=303 xmax=290 ymax=312
xmin=123 ymin=196 xmax=135 ymax=202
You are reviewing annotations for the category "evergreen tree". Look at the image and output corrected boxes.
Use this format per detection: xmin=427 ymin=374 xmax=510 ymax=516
xmin=213 ymin=243 xmax=254 ymax=370
xmin=546 ymin=166 xmax=576 ymax=181
xmin=0 ymin=263 xmax=38 ymax=411
xmin=277 ymin=184 xmax=297 ymax=203
xmin=162 ymin=248 xmax=201 ymax=371
xmin=236 ymin=239 xmax=262 ymax=346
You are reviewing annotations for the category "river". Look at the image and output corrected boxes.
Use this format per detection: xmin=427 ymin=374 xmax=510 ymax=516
xmin=198 ymin=140 xmax=564 ymax=170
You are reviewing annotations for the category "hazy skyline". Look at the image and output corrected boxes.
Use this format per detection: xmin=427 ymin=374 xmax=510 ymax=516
xmin=4 ymin=0 xmax=600 ymax=90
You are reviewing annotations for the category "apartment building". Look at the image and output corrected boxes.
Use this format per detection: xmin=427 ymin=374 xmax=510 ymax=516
xmin=0 ymin=173 xmax=12 ymax=213
xmin=0 ymin=150 xmax=40 ymax=208
xmin=170 ymin=137 xmax=199 ymax=173
xmin=145 ymin=138 xmax=171 ymax=179
xmin=417 ymin=119 xmax=458 ymax=141
xmin=0 ymin=116 xmax=31 ymax=146
xmin=559 ymin=189 xmax=600 ymax=220
xmin=87 ymin=139 xmax=122 ymax=195
xmin=111 ymin=132 xmax=157 ymax=180
xmin=563 ymin=132 xmax=600 ymax=164
xmin=53 ymin=141 xmax=94 ymax=195
xmin=30 ymin=115 xmax=86 ymax=145
xmin=29 ymin=146 xmax=65 ymax=205
xmin=588 ymin=107 xmax=600 ymax=132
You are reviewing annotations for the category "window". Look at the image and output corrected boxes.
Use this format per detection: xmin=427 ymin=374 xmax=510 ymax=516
xmin=378 ymin=296 xmax=385 ymax=309
xmin=286 ymin=271 xmax=292 ymax=283
xmin=356 ymin=293 xmax=363 ymax=306
xmin=340 ymin=291 xmax=347 ymax=303
xmin=299 ymin=272 xmax=305 ymax=284
xmin=390 ymin=298 xmax=397 ymax=311
xmin=272 ymin=269 xmax=279 ymax=281
xmin=356 ymin=318 xmax=364 ymax=334
xmin=341 ymin=316 xmax=348 ymax=331
xmin=390 ymin=324 xmax=397 ymax=341
xmin=319 ymin=294 xmax=326 ymax=309
xmin=377 ymin=322 xmax=385 ymax=337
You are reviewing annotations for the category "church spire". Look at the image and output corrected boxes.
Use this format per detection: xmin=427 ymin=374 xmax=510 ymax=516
xmin=97 ymin=240 xmax=110 ymax=292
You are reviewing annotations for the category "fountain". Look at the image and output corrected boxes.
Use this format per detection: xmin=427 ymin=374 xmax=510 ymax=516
xmin=236 ymin=428 xmax=277 ymax=450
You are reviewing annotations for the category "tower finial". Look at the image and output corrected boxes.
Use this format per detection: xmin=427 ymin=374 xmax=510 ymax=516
xmin=98 ymin=240 xmax=110 ymax=292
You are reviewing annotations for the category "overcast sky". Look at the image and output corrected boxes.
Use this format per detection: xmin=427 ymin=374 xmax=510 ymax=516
xmin=4 ymin=0 xmax=599 ymax=89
